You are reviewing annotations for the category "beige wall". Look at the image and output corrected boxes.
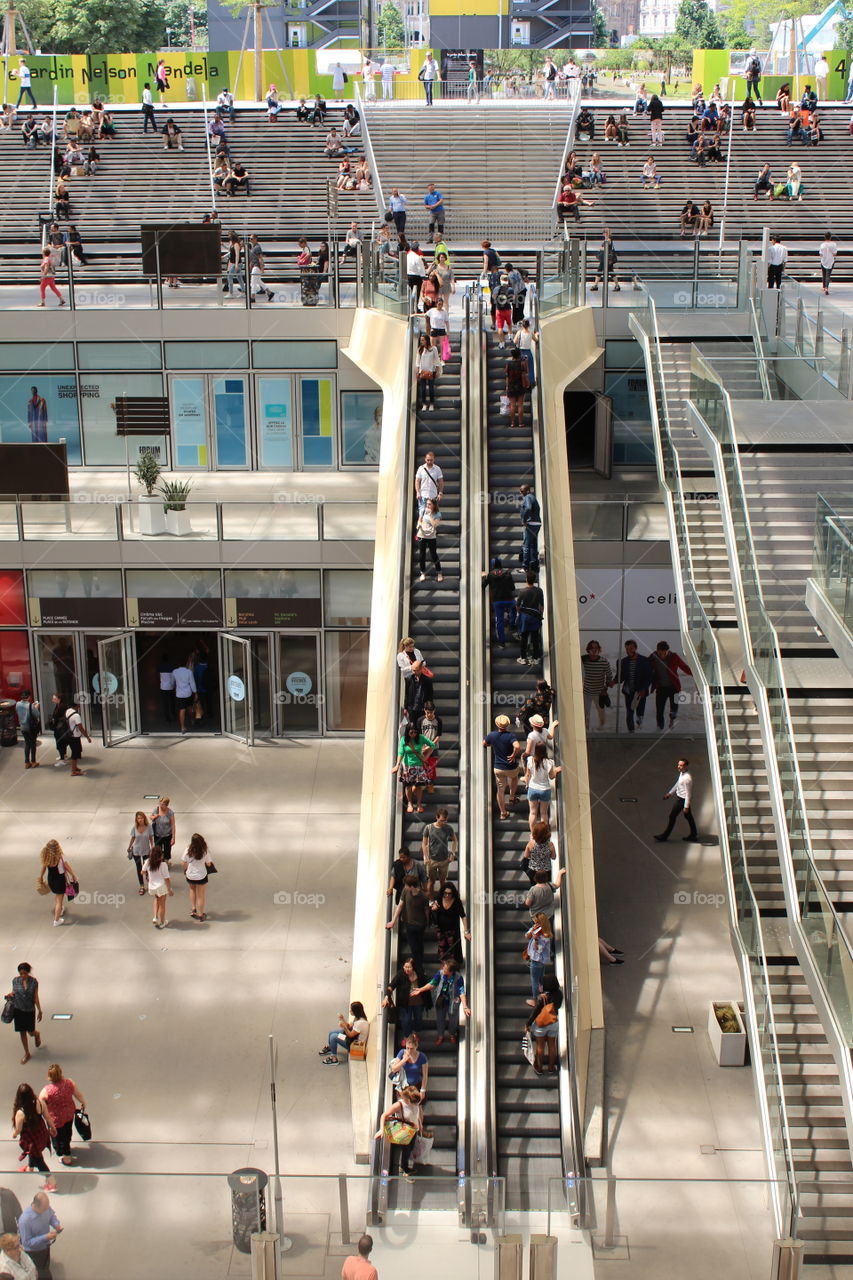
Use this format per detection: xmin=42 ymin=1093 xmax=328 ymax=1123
xmin=539 ymin=306 xmax=605 ymax=1108
xmin=341 ymin=309 xmax=411 ymax=1131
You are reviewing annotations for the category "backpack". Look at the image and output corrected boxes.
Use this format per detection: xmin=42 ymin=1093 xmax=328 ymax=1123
xmin=747 ymin=56 xmax=760 ymax=76
xmin=495 ymin=288 xmax=512 ymax=310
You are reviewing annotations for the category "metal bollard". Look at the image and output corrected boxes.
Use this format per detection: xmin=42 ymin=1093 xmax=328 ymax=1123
xmin=495 ymin=1233 xmax=522 ymax=1280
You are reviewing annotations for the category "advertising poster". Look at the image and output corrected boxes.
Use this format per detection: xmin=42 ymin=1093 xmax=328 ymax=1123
xmin=258 ymin=378 xmax=293 ymax=469
xmin=0 ymin=376 xmax=81 ymax=463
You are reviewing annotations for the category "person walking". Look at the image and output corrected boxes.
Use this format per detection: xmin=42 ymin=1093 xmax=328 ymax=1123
xmin=17 ymin=1191 xmax=62 ymax=1276
xmin=430 ymin=881 xmax=471 ymax=965
xmin=384 ymin=958 xmax=428 ymax=1040
xmin=421 ymin=808 xmax=457 ymax=893
xmin=375 ymin=1084 xmax=423 ymax=1180
xmin=141 ymin=83 xmax=157 ymax=133
xmin=182 ymin=832 xmax=214 ymax=922
xmin=516 ymin=569 xmax=544 ymax=667
xmin=814 ymin=54 xmax=830 ymax=103
xmin=387 ymin=874 xmax=431 ymax=969
xmin=819 ymin=230 xmax=838 ymax=295
xmin=149 ymin=796 xmax=176 ymax=864
xmin=37 ymin=249 xmax=64 ymax=308
xmin=617 ymin=639 xmax=652 ymax=732
xmin=11 ymin=1088 xmax=56 ymax=1190
xmin=39 ymin=1065 xmax=85 ymax=1167
xmin=47 ymin=696 xmax=70 ymax=767
xmin=518 ymin=485 xmax=541 ymax=572
xmin=342 ymin=1233 xmax=378 ymax=1280
xmin=415 ymin=497 xmax=443 ymax=583
xmin=37 ymin=842 xmax=76 ymax=929
xmin=15 ymin=690 xmax=40 ymax=770
xmin=127 ymin=811 xmax=153 ymax=896
xmin=406 ymin=241 xmax=426 ymax=307
xmin=392 ymin=723 xmax=433 ymax=815
xmin=466 ymin=58 xmax=480 ymax=103
xmin=482 ymin=557 xmax=517 ymax=646
xmin=766 ymin=234 xmax=787 ymax=289
xmin=387 ymin=187 xmax=407 ymax=234
xmin=483 ymin=714 xmax=523 ymax=818
xmin=745 ymin=50 xmax=763 ymax=105
xmin=171 ymin=658 xmax=197 ymax=733
xmin=654 ymin=757 xmax=699 ymax=842
xmin=581 ymin=640 xmax=615 ymax=730
xmin=13 ymin=58 xmax=36 ymax=110
xmin=6 ymin=964 xmax=43 ymax=1065
xmin=248 ymin=234 xmax=275 ymax=303
xmin=142 ymin=846 xmax=173 ymax=929
xmin=63 ymin=702 xmax=90 ymax=775
xmin=420 ymin=51 xmax=439 ymax=106
xmin=414 ymin=450 xmax=443 ymax=515
xmin=504 ymin=348 xmax=528 ymax=430
xmin=526 ymin=972 xmax=562 ymax=1075
xmin=649 ymin=639 xmax=692 ymax=730
xmin=413 ymin=958 xmax=471 ymax=1045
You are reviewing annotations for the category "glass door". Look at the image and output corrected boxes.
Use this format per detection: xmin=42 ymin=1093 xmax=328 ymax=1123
xmin=170 ymin=376 xmax=250 ymax=470
xmin=96 ymin=633 xmax=140 ymax=745
xmin=278 ymin=634 xmax=320 ymax=735
xmin=219 ymin=633 xmax=253 ymax=744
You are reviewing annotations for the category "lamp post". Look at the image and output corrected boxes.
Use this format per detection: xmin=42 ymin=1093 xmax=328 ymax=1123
xmin=166 ymin=26 xmax=173 ymax=48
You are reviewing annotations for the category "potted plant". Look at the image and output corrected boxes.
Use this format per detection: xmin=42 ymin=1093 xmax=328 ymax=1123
xmin=160 ymin=479 xmax=193 ymax=536
xmin=707 ymin=1000 xmax=747 ymax=1066
xmin=135 ymin=452 xmax=165 ymax=535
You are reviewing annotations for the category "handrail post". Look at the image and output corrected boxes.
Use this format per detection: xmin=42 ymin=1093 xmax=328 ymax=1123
xmin=202 ymin=88 xmax=216 ymax=213
xmin=839 ymin=328 xmax=852 ymax=398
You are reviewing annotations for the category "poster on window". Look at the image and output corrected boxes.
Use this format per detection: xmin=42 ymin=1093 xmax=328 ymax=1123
xmin=341 ymin=391 xmax=382 ymax=465
xmin=79 ymin=372 xmax=166 ymax=466
xmin=258 ymin=377 xmax=293 ymax=469
xmin=171 ymin=377 xmax=207 ymax=469
xmin=224 ymin=569 xmax=321 ymax=627
xmin=0 ymin=376 xmax=82 ymax=463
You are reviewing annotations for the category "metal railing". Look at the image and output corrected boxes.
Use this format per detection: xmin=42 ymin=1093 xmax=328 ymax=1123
xmin=813 ymin=494 xmax=853 ymax=634
xmin=776 ymin=276 xmax=853 ymax=396
xmin=352 ymin=82 xmax=386 ymax=221
xmin=630 ymin=296 xmax=799 ymax=1241
xmin=551 ymin=78 xmax=582 ymax=210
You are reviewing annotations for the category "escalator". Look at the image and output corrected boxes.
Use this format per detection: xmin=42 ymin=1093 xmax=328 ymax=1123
xmin=481 ymin=319 xmax=565 ymax=1205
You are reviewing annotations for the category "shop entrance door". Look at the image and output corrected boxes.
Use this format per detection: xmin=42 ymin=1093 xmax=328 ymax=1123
xmin=219 ymin=633 xmax=253 ymax=744
xmin=96 ymin=633 xmax=140 ymax=745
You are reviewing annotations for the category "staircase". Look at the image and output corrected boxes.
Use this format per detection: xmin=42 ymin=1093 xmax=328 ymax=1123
xmin=789 ymin=692 xmax=853 ymax=912
xmin=0 ymin=105 xmax=375 ymax=246
xmin=361 ymin=103 xmax=570 ymax=241
xmin=394 ymin=333 xmax=464 ymax=1174
xmin=483 ymin=328 xmax=564 ymax=1205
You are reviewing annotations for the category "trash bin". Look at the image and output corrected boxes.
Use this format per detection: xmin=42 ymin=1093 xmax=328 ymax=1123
xmin=0 ymin=700 xmax=17 ymax=747
xmin=227 ymin=1168 xmax=268 ymax=1254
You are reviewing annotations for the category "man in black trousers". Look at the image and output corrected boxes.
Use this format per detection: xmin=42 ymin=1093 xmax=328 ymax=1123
xmin=654 ymin=757 xmax=699 ymax=842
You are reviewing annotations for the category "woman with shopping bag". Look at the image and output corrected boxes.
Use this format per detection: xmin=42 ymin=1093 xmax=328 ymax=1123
xmin=374 ymin=1085 xmax=423 ymax=1181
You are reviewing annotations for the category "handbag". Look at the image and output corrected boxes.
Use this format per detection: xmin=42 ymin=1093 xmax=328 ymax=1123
xmin=534 ymin=1001 xmax=558 ymax=1027
xmin=349 ymin=1041 xmax=367 ymax=1061
xmin=598 ymin=692 xmax=611 ymax=709
xmin=36 ymin=879 xmax=51 ymax=896
xmin=74 ymin=1108 xmax=92 ymax=1141
xmin=65 ymin=874 xmax=80 ymax=899
xmin=521 ymin=1031 xmax=535 ymax=1066
xmin=384 ymin=1117 xmax=417 ymax=1145
xmin=412 ymin=1131 xmax=434 ymax=1163
xmin=193 ymin=700 xmax=204 ymax=721
xmin=207 ymin=861 xmax=218 ymax=875
xmin=440 ymin=334 xmax=451 ymax=362
xmin=1 ymin=996 xmax=14 ymax=1024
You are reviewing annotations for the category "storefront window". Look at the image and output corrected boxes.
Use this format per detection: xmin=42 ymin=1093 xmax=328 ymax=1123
xmin=253 ymin=341 xmax=337 ymax=369
xmin=341 ymin=391 xmax=382 ymax=465
xmin=165 ymin=341 xmax=249 ymax=370
xmin=0 ymin=375 xmax=82 ymax=464
xmin=126 ymin=569 xmax=222 ymax=627
xmin=79 ymin=372 xmax=165 ymax=466
xmin=324 ymin=571 xmax=372 ymax=626
xmin=224 ymin=570 xmax=321 ymax=628
xmin=257 ymin=376 xmax=294 ymax=469
xmin=324 ymin=630 xmax=368 ymax=730
xmin=0 ymin=344 xmax=74 ymax=372
xmin=0 ymin=630 xmax=32 ymax=701
xmin=300 ymin=377 xmax=334 ymax=468
xmin=0 ymin=570 xmax=26 ymax=625
xmin=27 ymin=570 xmax=124 ymax=627
xmin=171 ymin=376 xmax=207 ymax=469
xmin=212 ymin=377 xmax=248 ymax=467
xmin=77 ymin=342 xmax=161 ymax=370
xmin=604 ymin=370 xmax=654 ymax=466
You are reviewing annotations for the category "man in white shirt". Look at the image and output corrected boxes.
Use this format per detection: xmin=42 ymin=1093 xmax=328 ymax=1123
xmin=381 ymin=60 xmax=396 ymax=100
xmin=421 ymin=51 xmax=439 ymax=106
xmin=819 ymin=230 xmax=838 ymax=295
xmin=814 ymin=55 xmax=830 ymax=103
xmin=766 ymin=234 xmax=787 ymax=289
xmin=14 ymin=57 xmax=36 ymax=109
xmin=332 ymin=63 xmax=346 ymax=96
xmin=655 ymin=758 xmax=699 ymax=842
xmin=142 ymin=83 xmax=157 ymax=134
xmin=388 ymin=187 xmax=407 ymax=234
xmin=362 ymin=58 xmax=376 ymax=100
xmin=172 ymin=662 xmax=197 ymax=734
xmin=406 ymin=242 xmax=426 ymax=305
xmin=415 ymin=450 xmax=443 ymax=515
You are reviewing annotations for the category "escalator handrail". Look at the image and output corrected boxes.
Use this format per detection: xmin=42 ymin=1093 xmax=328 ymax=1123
xmin=530 ymin=287 xmax=587 ymax=1205
xmin=369 ymin=315 xmax=419 ymax=1197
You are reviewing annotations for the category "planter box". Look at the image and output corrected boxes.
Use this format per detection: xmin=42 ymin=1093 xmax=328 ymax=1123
xmin=165 ymin=508 xmax=192 ymax=536
xmin=137 ymin=495 xmax=167 ymax=536
xmin=708 ymin=1000 xmax=747 ymax=1066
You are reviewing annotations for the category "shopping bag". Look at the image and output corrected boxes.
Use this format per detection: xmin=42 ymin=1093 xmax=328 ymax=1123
xmin=413 ymin=1131 xmax=434 ymax=1163
xmin=500 ymin=395 xmax=510 ymax=416
xmin=384 ymin=1118 xmax=417 ymax=1145
xmin=440 ymin=334 xmax=451 ymax=362
xmin=521 ymin=1031 xmax=535 ymax=1066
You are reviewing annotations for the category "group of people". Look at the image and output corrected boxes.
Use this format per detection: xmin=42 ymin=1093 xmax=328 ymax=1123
xmin=765 ymin=230 xmax=838 ymax=295
xmin=580 ymin=637 xmax=693 ymax=733
xmin=752 ymin=160 xmax=806 ymax=202
xmin=14 ymin=691 xmax=90 ymax=775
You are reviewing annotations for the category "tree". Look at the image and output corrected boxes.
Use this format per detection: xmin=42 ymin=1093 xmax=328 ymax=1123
xmin=673 ymin=0 xmax=724 ymax=48
xmin=721 ymin=16 xmax=752 ymax=49
xmin=377 ymin=0 xmax=406 ymax=50
xmin=835 ymin=15 xmax=853 ymax=50
xmin=163 ymin=1 xmax=209 ymax=50
xmin=35 ymin=0 xmax=168 ymax=53
xmin=592 ymin=2 xmax=610 ymax=47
